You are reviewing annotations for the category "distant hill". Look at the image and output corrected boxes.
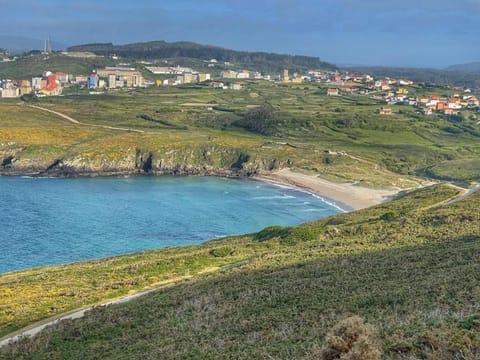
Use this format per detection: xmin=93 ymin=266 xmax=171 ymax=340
xmin=344 ymin=65 xmax=480 ymax=88
xmin=446 ymin=62 xmax=480 ymax=74
xmin=67 ymin=41 xmax=337 ymax=73
xmin=0 ymin=53 xmax=116 ymax=79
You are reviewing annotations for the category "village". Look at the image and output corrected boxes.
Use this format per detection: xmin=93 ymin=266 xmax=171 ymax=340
xmin=0 ymin=51 xmax=479 ymax=119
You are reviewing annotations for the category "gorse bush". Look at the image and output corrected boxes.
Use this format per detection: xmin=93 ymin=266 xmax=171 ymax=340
xmin=422 ymin=323 xmax=480 ymax=360
xmin=254 ymin=225 xmax=319 ymax=245
xmin=209 ymin=246 xmax=234 ymax=258
xmin=380 ymin=211 xmax=397 ymax=221
xmin=281 ymin=226 xmax=319 ymax=244
xmin=234 ymin=104 xmax=278 ymax=135
xmin=321 ymin=316 xmax=381 ymax=360
xmin=254 ymin=225 xmax=285 ymax=241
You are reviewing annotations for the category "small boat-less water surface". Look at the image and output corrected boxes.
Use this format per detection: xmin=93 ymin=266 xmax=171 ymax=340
xmin=0 ymin=176 xmax=341 ymax=273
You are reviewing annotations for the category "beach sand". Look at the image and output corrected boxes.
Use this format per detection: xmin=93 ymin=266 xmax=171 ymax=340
xmin=255 ymin=169 xmax=401 ymax=211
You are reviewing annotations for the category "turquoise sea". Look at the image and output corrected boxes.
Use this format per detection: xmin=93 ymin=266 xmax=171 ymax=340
xmin=0 ymin=176 xmax=341 ymax=273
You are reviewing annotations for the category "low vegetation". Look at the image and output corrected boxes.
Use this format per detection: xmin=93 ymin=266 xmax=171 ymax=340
xmin=1 ymin=81 xmax=480 ymax=184
xmin=321 ymin=316 xmax=381 ymax=360
xmin=1 ymin=185 xmax=479 ymax=359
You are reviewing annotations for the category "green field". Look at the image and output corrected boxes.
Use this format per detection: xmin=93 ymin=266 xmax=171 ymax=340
xmin=1 ymin=81 xmax=480 ymax=184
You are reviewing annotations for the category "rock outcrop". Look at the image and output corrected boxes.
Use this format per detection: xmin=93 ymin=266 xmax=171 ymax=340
xmin=0 ymin=145 xmax=294 ymax=178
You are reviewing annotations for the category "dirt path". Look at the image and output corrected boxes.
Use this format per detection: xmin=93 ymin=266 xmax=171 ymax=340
xmin=412 ymin=182 xmax=479 ymax=211
xmin=0 ymin=282 xmax=176 ymax=348
xmin=0 ymin=267 xmax=219 ymax=348
xmin=0 ymin=287 xmax=149 ymax=348
xmin=344 ymin=152 xmax=399 ymax=178
xmin=443 ymin=183 xmax=480 ymax=206
xmin=25 ymin=104 xmax=145 ymax=133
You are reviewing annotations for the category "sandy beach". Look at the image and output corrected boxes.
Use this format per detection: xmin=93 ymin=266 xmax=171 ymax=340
xmin=255 ymin=169 xmax=401 ymax=211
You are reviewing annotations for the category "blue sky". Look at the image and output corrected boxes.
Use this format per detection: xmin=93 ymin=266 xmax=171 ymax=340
xmin=1 ymin=0 xmax=479 ymax=67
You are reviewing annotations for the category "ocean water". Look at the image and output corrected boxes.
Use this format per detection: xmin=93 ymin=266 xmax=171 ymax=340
xmin=0 ymin=176 xmax=341 ymax=273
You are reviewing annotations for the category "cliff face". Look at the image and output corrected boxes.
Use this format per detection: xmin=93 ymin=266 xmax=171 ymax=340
xmin=0 ymin=146 xmax=292 ymax=178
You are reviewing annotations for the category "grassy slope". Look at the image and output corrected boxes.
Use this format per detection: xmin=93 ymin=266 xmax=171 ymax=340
xmin=1 ymin=185 xmax=479 ymax=359
xmin=0 ymin=54 xmax=116 ymax=79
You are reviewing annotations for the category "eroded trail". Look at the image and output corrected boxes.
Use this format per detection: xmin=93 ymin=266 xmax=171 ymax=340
xmin=25 ymin=104 xmax=145 ymax=133
xmin=0 ymin=269 xmax=218 ymax=348
xmin=443 ymin=183 xmax=480 ymax=206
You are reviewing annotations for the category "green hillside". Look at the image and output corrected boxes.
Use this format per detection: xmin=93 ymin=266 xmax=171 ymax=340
xmin=0 ymin=53 xmax=115 ymax=79
xmin=1 ymin=185 xmax=479 ymax=359
xmin=1 ymin=82 xmax=480 ymax=183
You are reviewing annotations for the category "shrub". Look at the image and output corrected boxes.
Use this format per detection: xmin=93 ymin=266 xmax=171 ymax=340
xmin=423 ymin=326 xmax=480 ymax=360
xmin=380 ymin=211 xmax=397 ymax=221
xmin=254 ymin=225 xmax=285 ymax=242
xmin=278 ymin=226 xmax=319 ymax=246
xmin=234 ymin=104 xmax=277 ymax=135
xmin=254 ymin=225 xmax=319 ymax=245
xmin=321 ymin=316 xmax=381 ymax=360
xmin=209 ymin=247 xmax=234 ymax=258
xmin=286 ymin=226 xmax=318 ymax=242
xmin=327 ymin=217 xmax=347 ymax=226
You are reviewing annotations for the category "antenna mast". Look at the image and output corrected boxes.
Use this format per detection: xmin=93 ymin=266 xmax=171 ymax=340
xmin=44 ymin=36 xmax=52 ymax=54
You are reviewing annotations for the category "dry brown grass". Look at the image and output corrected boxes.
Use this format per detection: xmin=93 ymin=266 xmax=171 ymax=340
xmin=321 ymin=316 xmax=381 ymax=360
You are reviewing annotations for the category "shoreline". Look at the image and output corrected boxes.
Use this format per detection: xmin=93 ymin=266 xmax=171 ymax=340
xmin=1 ymin=168 xmax=401 ymax=212
xmin=251 ymin=176 xmax=352 ymax=213
xmin=253 ymin=169 xmax=401 ymax=211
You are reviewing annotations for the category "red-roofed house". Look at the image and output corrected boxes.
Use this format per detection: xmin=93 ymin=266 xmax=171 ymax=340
xmin=40 ymin=74 xmax=62 ymax=96
xmin=53 ymin=72 xmax=69 ymax=84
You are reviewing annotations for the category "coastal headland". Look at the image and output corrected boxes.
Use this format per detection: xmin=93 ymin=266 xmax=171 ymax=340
xmin=1 ymin=76 xmax=480 ymax=358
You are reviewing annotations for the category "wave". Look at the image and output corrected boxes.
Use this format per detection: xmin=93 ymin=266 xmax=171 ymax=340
xmin=260 ymin=181 xmax=348 ymax=212
xmin=20 ymin=176 xmax=57 ymax=179
xmin=309 ymin=193 xmax=348 ymax=213
xmin=300 ymin=208 xmax=328 ymax=212
xmin=251 ymin=194 xmax=296 ymax=200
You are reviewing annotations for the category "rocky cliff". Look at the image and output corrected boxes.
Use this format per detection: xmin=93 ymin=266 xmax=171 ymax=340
xmin=0 ymin=145 xmax=293 ymax=178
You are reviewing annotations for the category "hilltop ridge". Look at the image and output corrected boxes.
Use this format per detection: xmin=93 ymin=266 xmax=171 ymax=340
xmin=446 ymin=61 xmax=480 ymax=74
xmin=67 ymin=40 xmax=337 ymax=73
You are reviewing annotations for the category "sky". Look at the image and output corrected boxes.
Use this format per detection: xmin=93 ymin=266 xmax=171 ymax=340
xmin=1 ymin=0 xmax=479 ymax=68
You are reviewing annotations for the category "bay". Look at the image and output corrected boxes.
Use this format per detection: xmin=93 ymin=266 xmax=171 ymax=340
xmin=0 ymin=176 xmax=341 ymax=273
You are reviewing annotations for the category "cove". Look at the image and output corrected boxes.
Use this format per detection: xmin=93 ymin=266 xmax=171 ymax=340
xmin=0 ymin=176 xmax=341 ymax=273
